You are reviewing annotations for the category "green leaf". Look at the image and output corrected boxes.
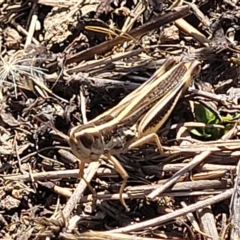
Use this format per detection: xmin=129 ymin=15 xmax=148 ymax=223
xmin=222 ymin=113 xmax=240 ymax=122
xmin=194 ymin=103 xmax=218 ymax=124
xmin=190 ymin=128 xmax=212 ymax=138
xmin=191 ymin=103 xmax=225 ymax=139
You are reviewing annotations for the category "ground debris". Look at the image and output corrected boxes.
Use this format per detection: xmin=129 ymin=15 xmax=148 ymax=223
xmin=0 ymin=0 xmax=240 ymax=239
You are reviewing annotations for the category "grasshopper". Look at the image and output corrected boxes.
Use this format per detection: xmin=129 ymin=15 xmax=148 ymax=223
xmin=69 ymin=57 xmax=201 ymax=210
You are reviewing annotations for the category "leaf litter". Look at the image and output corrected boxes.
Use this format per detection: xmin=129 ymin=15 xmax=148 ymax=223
xmin=0 ymin=0 xmax=240 ymax=239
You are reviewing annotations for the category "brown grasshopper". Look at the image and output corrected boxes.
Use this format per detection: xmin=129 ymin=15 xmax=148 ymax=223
xmin=69 ymin=58 xmax=201 ymax=210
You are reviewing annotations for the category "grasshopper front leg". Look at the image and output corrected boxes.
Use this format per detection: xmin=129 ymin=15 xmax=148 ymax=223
xmin=106 ymin=154 xmax=130 ymax=211
xmin=78 ymin=160 xmax=96 ymax=197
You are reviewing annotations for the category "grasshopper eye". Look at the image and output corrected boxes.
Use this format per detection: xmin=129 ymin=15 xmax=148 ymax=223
xmin=79 ymin=133 xmax=94 ymax=149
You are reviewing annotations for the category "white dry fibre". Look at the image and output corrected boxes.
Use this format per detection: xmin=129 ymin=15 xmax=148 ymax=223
xmin=0 ymin=48 xmax=47 ymax=97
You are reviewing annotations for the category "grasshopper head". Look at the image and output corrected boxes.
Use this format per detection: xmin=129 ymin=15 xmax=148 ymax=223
xmin=69 ymin=126 xmax=104 ymax=163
